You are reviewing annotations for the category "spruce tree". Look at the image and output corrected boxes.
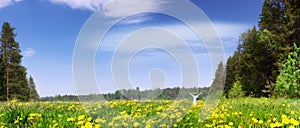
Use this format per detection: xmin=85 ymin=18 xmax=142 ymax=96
xmin=0 ymin=50 xmax=3 ymax=100
xmin=29 ymin=76 xmax=39 ymax=101
xmin=224 ymin=50 xmax=241 ymax=97
xmin=0 ymin=22 xmax=29 ymax=101
xmin=224 ymin=0 xmax=300 ymax=97
xmin=209 ymin=62 xmax=225 ymax=95
xmin=230 ymin=27 xmax=276 ymax=97
xmin=259 ymin=0 xmax=300 ymax=78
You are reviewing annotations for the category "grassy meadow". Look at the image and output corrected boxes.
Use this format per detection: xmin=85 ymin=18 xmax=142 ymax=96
xmin=0 ymin=98 xmax=299 ymax=128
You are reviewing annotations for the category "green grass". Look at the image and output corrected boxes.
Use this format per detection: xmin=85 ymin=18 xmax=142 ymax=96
xmin=0 ymin=98 xmax=299 ymax=127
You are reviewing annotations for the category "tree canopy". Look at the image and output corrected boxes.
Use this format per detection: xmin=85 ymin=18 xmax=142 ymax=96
xmin=224 ymin=0 xmax=300 ymax=98
xmin=0 ymin=22 xmax=39 ymax=101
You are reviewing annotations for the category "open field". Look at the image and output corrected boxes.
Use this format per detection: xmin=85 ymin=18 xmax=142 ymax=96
xmin=0 ymin=98 xmax=299 ymax=128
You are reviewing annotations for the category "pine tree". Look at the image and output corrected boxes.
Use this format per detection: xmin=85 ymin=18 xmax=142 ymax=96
xmin=29 ymin=76 xmax=39 ymax=101
xmin=209 ymin=62 xmax=225 ymax=96
xmin=235 ymin=27 xmax=276 ymax=97
xmin=224 ymin=0 xmax=300 ymax=97
xmin=259 ymin=0 xmax=300 ymax=78
xmin=0 ymin=51 xmax=3 ymax=100
xmin=284 ymin=0 xmax=300 ymax=46
xmin=224 ymin=49 xmax=241 ymax=97
xmin=0 ymin=22 xmax=29 ymax=101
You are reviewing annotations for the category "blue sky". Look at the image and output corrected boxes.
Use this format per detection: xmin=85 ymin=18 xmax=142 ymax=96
xmin=0 ymin=0 xmax=263 ymax=97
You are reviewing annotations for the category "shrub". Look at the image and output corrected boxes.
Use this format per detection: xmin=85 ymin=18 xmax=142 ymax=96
xmin=228 ymin=80 xmax=245 ymax=98
xmin=275 ymin=43 xmax=300 ymax=98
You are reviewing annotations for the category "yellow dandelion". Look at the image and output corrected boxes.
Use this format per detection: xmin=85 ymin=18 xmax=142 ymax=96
xmin=289 ymin=118 xmax=299 ymax=126
xmin=173 ymin=123 xmax=177 ymax=127
xmin=94 ymin=124 xmax=101 ymax=128
xmin=205 ymin=124 xmax=212 ymax=127
xmin=76 ymin=120 xmax=84 ymax=125
xmin=67 ymin=117 xmax=75 ymax=122
xmin=28 ymin=117 xmax=34 ymax=120
xmin=258 ymin=120 xmax=263 ymax=124
xmin=87 ymin=117 xmax=92 ymax=122
xmin=133 ymin=122 xmax=139 ymax=127
xmin=291 ymin=111 xmax=295 ymax=115
xmin=77 ymin=115 xmax=85 ymax=121
xmin=84 ymin=122 xmax=92 ymax=128
xmin=252 ymin=118 xmax=258 ymax=123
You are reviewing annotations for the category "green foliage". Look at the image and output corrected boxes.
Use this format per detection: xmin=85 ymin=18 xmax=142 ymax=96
xmin=275 ymin=44 xmax=300 ymax=98
xmin=225 ymin=0 xmax=300 ymax=97
xmin=1 ymin=98 xmax=300 ymax=127
xmin=224 ymin=54 xmax=239 ymax=97
xmin=228 ymin=80 xmax=244 ymax=99
xmin=29 ymin=76 xmax=39 ymax=101
xmin=41 ymin=87 xmax=210 ymax=102
xmin=209 ymin=62 xmax=225 ymax=95
xmin=0 ymin=22 xmax=38 ymax=101
xmin=236 ymin=27 xmax=275 ymax=97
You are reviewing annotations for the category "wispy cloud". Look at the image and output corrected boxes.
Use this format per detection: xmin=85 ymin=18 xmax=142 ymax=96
xmin=23 ymin=48 xmax=35 ymax=57
xmin=0 ymin=0 xmax=22 ymax=9
xmin=49 ymin=0 xmax=167 ymax=24
xmin=102 ymin=0 xmax=166 ymax=18
xmin=98 ymin=22 xmax=252 ymax=54
xmin=118 ymin=14 xmax=152 ymax=25
xmin=48 ymin=0 xmax=108 ymax=11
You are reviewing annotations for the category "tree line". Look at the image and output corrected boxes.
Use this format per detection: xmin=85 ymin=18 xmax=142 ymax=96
xmin=40 ymin=87 xmax=209 ymax=102
xmin=0 ymin=22 xmax=39 ymax=101
xmin=224 ymin=0 xmax=300 ymax=98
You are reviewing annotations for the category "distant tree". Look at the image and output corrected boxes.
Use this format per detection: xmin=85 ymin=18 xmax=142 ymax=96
xmin=0 ymin=22 xmax=29 ymax=101
xmin=209 ymin=62 xmax=225 ymax=96
xmin=114 ymin=90 xmax=121 ymax=100
xmin=28 ymin=76 xmax=39 ymax=101
xmin=136 ymin=87 xmax=141 ymax=100
xmin=224 ymin=49 xmax=241 ymax=97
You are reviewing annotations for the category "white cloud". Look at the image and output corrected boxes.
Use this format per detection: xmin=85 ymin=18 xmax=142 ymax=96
xmin=0 ymin=0 xmax=22 ymax=9
xmin=0 ymin=0 xmax=12 ymax=9
xmin=49 ymin=0 xmax=108 ymax=11
xmin=103 ymin=0 xmax=166 ymax=18
xmin=118 ymin=14 xmax=151 ymax=25
xmin=23 ymin=48 xmax=35 ymax=57
xmin=49 ymin=0 xmax=167 ymax=24
xmin=49 ymin=0 xmax=166 ymax=16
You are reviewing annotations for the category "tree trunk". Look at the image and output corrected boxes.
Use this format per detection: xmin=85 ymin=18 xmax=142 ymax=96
xmin=29 ymin=86 xmax=32 ymax=101
xmin=5 ymin=69 xmax=9 ymax=101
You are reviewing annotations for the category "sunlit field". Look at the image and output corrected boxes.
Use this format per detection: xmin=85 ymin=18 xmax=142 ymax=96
xmin=0 ymin=98 xmax=299 ymax=128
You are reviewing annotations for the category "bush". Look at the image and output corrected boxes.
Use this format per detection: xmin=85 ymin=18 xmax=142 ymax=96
xmin=228 ymin=80 xmax=245 ymax=98
xmin=275 ymin=43 xmax=300 ymax=98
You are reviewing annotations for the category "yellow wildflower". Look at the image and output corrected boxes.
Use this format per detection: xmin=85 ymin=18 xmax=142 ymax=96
xmin=77 ymin=115 xmax=85 ymax=121
xmin=67 ymin=117 xmax=75 ymax=122
xmin=133 ymin=122 xmax=139 ymax=127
